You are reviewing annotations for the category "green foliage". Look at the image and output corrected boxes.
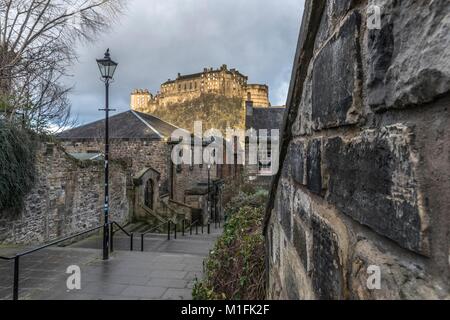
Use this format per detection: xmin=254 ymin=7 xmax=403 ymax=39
xmin=192 ymin=189 xmax=268 ymax=300
xmin=153 ymin=93 xmax=245 ymax=131
xmin=224 ymin=189 xmax=268 ymax=221
xmin=0 ymin=123 xmax=36 ymax=212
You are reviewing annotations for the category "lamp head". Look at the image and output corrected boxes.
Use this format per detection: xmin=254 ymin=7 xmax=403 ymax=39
xmin=96 ymin=49 xmax=118 ymax=80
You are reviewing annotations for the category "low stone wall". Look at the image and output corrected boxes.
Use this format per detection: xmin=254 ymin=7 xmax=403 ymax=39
xmin=266 ymin=0 xmax=450 ymax=299
xmin=0 ymin=142 xmax=129 ymax=245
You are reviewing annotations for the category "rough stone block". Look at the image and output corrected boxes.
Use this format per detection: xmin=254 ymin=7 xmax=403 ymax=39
xmin=288 ymin=141 xmax=306 ymax=185
xmin=306 ymin=139 xmax=322 ymax=195
xmin=314 ymin=0 xmax=354 ymax=51
xmin=312 ymin=11 xmax=362 ymax=130
xmin=284 ymin=263 xmax=301 ymax=300
xmin=350 ymin=240 xmax=449 ymax=300
xmin=323 ymin=124 xmax=429 ymax=255
xmin=279 ymin=182 xmax=292 ymax=239
xmin=292 ymin=61 xmax=315 ymax=138
xmin=367 ymin=0 xmax=450 ymax=110
xmin=311 ymin=215 xmax=344 ymax=300
xmin=292 ymin=220 xmax=308 ymax=268
xmin=293 ymin=186 xmax=311 ymax=221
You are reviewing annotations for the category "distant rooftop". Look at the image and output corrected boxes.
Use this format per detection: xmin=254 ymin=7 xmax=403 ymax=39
xmin=58 ymin=110 xmax=182 ymax=140
xmin=162 ymin=65 xmax=247 ymax=85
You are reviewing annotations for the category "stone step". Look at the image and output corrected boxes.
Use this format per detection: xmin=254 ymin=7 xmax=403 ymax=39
xmin=123 ymin=222 xmax=147 ymax=234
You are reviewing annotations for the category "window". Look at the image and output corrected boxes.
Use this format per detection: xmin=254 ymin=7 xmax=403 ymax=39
xmin=144 ymin=179 xmax=154 ymax=209
xmin=258 ymin=149 xmax=272 ymax=176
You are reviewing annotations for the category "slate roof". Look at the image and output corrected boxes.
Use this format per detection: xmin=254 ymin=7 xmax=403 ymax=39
xmin=245 ymin=107 xmax=286 ymax=132
xmin=58 ymin=110 xmax=181 ymax=140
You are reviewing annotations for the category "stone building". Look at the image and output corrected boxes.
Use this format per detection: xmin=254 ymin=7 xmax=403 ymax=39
xmin=59 ymin=110 xmax=227 ymax=227
xmin=58 ymin=110 xmax=177 ymax=181
xmin=245 ymin=101 xmax=285 ymax=184
xmin=131 ymin=64 xmax=271 ymax=113
xmin=266 ymin=0 xmax=450 ymax=299
xmin=0 ymin=109 xmax=230 ymax=244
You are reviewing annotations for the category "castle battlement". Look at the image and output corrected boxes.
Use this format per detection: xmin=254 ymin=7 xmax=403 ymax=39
xmin=131 ymin=65 xmax=270 ymax=113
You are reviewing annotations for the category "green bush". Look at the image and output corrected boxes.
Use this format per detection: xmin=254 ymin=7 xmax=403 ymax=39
xmin=224 ymin=189 xmax=268 ymax=221
xmin=0 ymin=123 xmax=36 ymax=212
xmin=192 ymin=189 xmax=268 ymax=300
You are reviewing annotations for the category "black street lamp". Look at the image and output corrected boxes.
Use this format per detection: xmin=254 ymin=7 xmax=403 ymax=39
xmin=207 ymin=164 xmax=211 ymax=222
xmin=97 ymin=49 xmax=118 ymax=260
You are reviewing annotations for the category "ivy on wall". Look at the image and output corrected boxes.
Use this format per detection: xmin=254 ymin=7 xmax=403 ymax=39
xmin=0 ymin=122 xmax=36 ymax=213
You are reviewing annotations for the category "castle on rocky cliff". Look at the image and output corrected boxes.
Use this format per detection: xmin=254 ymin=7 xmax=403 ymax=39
xmin=130 ymin=64 xmax=271 ymax=114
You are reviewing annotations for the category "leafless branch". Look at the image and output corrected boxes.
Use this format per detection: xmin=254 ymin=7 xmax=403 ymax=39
xmin=0 ymin=0 xmax=125 ymax=132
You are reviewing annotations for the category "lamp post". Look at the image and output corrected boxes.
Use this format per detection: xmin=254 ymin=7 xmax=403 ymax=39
xmin=96 ymin=49 xmax=118 ymax=260
xmin=207 ymin=164 xmax=211 ymax=222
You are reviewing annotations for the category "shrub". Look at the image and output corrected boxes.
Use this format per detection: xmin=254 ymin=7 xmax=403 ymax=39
xmin=192 ymin=189 xmax=268 ymax=300
xmin=0 ymin=123 xmax=37 ymax=212
xmin=224 ymin=189 xmax=268 ymax=221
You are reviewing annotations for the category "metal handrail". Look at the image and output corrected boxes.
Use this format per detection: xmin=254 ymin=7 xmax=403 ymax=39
xmin=110 ymin=221 xmax=134 ymax=252
xmin=142 ymin=220 xmax=170 ymax=236
xmin=185 ymin=219 xmax=200 ymax=232
xmin=140 ymin=219 xmax=173 ymax=251
xmin=0 ymin=224 xmax=106 ymax=261
xmin=0 ymin=223 xmax=110 ymax=300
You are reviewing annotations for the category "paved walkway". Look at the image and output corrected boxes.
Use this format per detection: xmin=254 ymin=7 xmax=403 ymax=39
xmin=0 ymin=227 xmax=222 ymax=300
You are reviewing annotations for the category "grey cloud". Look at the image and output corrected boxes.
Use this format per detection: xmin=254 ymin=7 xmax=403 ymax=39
xmin=65 ymin=0 xmax=304 ymax=124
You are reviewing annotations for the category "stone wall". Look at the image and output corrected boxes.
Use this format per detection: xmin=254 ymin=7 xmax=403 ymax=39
xmin=60 ymin=139 xmax=170 ymax=182
xmin=0 ymin=142 xmax=129 ymax=245
xmin=266 ymin=0 xmax=450 ymax=299
xmin=171 ymin=163 xmax=218 ymax=204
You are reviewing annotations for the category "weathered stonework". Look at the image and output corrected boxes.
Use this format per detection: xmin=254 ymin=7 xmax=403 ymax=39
xmin=61 ymin=139 xmax=170 ymax=182
xmin=323 ymin=125 xmax=427 ymax=254
xmin=266 ymin=0 xmax=450 ymax=300
xmin=310 ymin=214 xmax=344 ymax=300
xmin=0 ymin=143 xmax=129 ymax=245
xmin=306 ymin=138 xmax=322 ymax=195
xmin=312 ymin=11 xmax=362 ymax=130
xmin=367 ymin=0 xmax=450 ymax=111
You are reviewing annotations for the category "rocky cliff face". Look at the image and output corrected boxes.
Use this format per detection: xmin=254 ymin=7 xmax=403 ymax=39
xmin=152 ymin=93 xmax=245 ymax=132
xmin=266 ymin=0 xmax=450 ymax=300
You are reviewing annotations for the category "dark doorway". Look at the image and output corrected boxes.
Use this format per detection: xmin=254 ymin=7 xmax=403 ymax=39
xmin=144 ymin=179 xmax=154 ymax=210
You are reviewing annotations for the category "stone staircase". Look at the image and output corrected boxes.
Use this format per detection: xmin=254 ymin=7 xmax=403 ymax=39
xmin=0 ymin=224 xmax=223 ymax=300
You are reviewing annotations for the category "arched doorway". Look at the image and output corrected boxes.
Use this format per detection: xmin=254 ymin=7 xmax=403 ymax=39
xmin=144 ymin=179 xmax=154 ymax=210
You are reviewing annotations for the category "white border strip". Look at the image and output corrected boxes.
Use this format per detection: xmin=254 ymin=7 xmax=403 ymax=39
xmin=131 ymin=110 xmax=164 ymax=138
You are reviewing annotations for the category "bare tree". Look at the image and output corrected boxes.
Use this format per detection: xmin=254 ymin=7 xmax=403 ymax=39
xmin=0 ymin=0 xmax=125 ymax=132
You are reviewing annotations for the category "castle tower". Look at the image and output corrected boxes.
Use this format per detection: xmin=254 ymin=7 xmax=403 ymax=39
xmin=131 ymin=89 xmax=151 ymax=112
xmin=245 ymin=84 xmax=270 ymax=107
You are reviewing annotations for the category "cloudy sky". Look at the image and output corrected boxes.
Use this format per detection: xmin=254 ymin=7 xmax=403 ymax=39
xmin=66 ymin=0 xmax=305 ymax=125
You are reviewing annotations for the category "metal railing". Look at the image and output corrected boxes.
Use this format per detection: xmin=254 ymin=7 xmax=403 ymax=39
xmin=0 ymin=217 xmax=217 ymax=299
xmin=0 ymin=223 xmax=114 ymax=300
xmin=110 ymin=221 xmax=134 ymax=252
xmin=139 ymin=220 xmax=170 ymax=252
xmin=139 ymin=218 xmax=210 ymax=252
